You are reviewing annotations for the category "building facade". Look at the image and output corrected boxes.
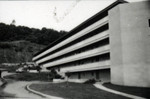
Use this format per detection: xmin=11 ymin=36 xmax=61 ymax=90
xmin=109 ymin=1 xmax=150 ymax=87
xmin=32 ymin=1 xmax=150 ymax=87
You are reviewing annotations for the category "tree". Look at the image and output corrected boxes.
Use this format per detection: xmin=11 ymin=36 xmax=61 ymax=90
xmin=36 ymin=66 xmax=42 ymax=73
xmin=0 ymin=22 xmax=68 ymax=45
xmin=10 ymin=20 xmax=16 ymax=25
xmin=65 ymin=71 xmax=71 ymax=87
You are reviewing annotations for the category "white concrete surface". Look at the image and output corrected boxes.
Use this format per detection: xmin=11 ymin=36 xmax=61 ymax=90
xmin=109 ymin=1 xmax=150 ymax=87
xmin=0 ymin=72 xmax=48 ymax=99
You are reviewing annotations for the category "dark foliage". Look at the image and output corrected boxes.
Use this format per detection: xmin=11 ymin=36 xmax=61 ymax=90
xmin=0 ymin=41 xmax=45 ymax=63
xmin=4 ymin=72 xmax=52 ymax=81
xmin=0 ymin=23 xmax=67 ymax=45
xmin=0 ymin=42 xmax=12 ymax=49
xmin=83 ymin=78 xmax=96 ymax=84
xmin=48 ymin=69 xmax=63 ymax=79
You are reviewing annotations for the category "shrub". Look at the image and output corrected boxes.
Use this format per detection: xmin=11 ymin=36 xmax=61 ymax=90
xmin=54 ymin=74 xmax=62 ymax=79
xmin=83 ymin=78 xmax=96 ymax=84
xmin=0 ymin=43 xmax=12 ymax=49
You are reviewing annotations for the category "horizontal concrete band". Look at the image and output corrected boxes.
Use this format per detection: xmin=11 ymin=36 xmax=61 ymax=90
xmin=36 ymin=31 xmax=109 ymax=64
xmin=33 ymin=17 xmax=108 ymax=61
xmin=43 ymin=46 xmax=110 ymax=68
xmin=61 ymin=61 xmax=110 ymax=73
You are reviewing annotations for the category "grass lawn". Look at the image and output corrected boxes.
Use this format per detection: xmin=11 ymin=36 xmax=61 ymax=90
xmin=30 ymin=82 xmax=130 ymax=99
xmin=103 ymin=83 xmax=150 ymax=98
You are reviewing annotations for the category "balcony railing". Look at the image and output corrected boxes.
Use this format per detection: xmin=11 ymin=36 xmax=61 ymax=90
xmin=36 ymin=30 xmax=109 ymax=64
xmin=42 ymin=45 xmax=110 ymax=68
xmin=60 ymin=60 xmax=110 ymax=73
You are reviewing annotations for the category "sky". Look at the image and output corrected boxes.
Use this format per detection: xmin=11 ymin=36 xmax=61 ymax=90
xmin=0 ymin=0 xmax=148 ymax=31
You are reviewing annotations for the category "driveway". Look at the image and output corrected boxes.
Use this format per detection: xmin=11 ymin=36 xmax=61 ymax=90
xmin=0 ymin=71 xmax=49 ymax=99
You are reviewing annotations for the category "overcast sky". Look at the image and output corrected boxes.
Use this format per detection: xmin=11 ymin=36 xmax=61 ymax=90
xmin=0 ymin=0 xmax=147 ymax=31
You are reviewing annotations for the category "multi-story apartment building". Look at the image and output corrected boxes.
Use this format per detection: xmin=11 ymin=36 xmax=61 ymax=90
xmin=33 ymin=0 xmax=150 ymax=87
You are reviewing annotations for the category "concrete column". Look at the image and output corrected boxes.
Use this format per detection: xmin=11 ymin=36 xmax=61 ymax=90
xmin=109 ymin=1 xmax=150 ymax=87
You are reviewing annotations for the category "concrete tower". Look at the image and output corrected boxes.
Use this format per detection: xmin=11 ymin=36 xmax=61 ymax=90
xmin=109 ymin=1 xmax=150 ymax=87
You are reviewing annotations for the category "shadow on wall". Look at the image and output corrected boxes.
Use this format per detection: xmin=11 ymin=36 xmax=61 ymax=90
xmin=147 ymin=1 xmax=150 ymax=27
xmin=146 ymin=0 xmax=150 ymax=9
xmin=147 ymin=1 xmax=150 ymax=9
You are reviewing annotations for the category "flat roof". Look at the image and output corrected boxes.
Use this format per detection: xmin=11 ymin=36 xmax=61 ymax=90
xmin=34 ymin=0 xmax=127 ymax=57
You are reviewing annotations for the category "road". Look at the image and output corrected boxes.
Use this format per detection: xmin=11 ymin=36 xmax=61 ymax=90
xmin=0 ymin=71 xmax=49 ymax=99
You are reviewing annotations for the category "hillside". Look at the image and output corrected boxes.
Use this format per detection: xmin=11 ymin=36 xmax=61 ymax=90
xmin=0 ymin=23 xmax=67 ymax=63
xmin=0 ymin=40 xmax=45 ymax=63
xmin=0 ymin=23 xmax=67 ymax=45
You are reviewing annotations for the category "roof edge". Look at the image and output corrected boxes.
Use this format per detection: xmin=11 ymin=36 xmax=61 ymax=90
xmin=33 ymin=0 xmax=128 ymax=57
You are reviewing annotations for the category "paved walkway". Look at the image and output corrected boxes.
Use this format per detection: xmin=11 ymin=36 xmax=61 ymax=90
xmin=2 ymin=81 xmax=49 ymax=99
xmin=0 ymin=71 xmax=50 ymax=99
xmin=94 ymin=82 xmax=146 ymax=99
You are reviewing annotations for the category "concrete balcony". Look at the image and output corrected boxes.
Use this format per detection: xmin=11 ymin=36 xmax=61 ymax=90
xmin=33 ymin=16 xmax=108 ymax=61
xmin=36 ymin=30 xmax=109 ymax=64
xmin=61 ymin=60 xmax=110 ymax=73
xmin=42 ymin=45 xmax=110 ymax=68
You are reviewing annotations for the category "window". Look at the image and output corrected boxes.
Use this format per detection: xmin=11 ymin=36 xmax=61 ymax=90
xmin=78 ymin=73 xmax=81 ymax=79
xmin=58 ymin=67 xmax=60 ymax=72
xmin=91 ymin=72 xmax=94 ymax=76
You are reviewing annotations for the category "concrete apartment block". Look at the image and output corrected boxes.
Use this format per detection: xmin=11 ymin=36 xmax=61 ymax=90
xmin=33 ymin=1 xmax=150 ymax=87
xmin=109 ymin=1 xmax=150 ymax=87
